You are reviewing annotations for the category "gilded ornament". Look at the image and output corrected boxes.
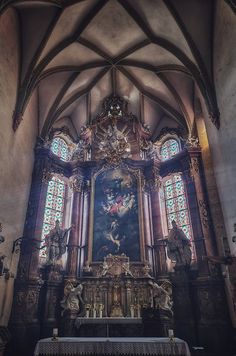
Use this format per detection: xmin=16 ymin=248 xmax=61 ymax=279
xmin=95 ymin=123 xmax=131 ymax=163
xmin=69 ymin=176 xmax=84 ymax=192
xmin=42 ymin=169 xmax=52 ymax=183
xmin=186 ymin=136 xmax=200 ymax=148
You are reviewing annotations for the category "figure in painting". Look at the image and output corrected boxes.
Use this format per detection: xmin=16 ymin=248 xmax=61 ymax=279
xmin=104 ymin=219 xmax=125 ymax=253
xmin=166 ymin=220 xmax=192 ymax=267
xmin=60 ymin=281 xmax=84 ymax=316
xmin=93 ymin=169 xmax=140 ymax=261
xmin=45 ymin=220 xmax=72 ymax=266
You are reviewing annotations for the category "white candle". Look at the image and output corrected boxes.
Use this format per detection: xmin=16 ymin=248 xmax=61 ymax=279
xmin=99 ymin=309 xmax=103 ymax=318
xmin=168 ymin=329 xmax=174 ymax=338
xmin=130 ymin=306 xmax=134 ymax=318
xmin=137 ymin=305 xmax=141 ymax=318
xmin=86 ymin=309 xmax=90 ymax=318
xmin=52 ymin=328 xmax=58 ymax=338
xmin=93 ymin=308 xmax=96 ymax=318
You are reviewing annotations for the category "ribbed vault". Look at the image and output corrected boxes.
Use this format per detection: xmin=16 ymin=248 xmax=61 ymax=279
xmin=0 ymin=0 xmax=224 ymax=138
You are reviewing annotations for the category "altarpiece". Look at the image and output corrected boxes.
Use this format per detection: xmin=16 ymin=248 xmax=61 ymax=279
xmin=9 ymin=96 xmax=232 ymax=354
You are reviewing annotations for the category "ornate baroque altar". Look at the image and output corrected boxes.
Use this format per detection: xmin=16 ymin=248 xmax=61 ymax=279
xmin=9 ymin=96 xmax=233 ymax=356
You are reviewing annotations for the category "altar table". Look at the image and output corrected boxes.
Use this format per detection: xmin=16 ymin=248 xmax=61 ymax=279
xmin=34 ymin=337 xmax=191 ymax=356
xmin=75 ymin=317 xmax=142 ymax=337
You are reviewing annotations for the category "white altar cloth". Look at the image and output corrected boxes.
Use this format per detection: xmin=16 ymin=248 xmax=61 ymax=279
xmin=34 ymin=337 xmax=191 ymax=356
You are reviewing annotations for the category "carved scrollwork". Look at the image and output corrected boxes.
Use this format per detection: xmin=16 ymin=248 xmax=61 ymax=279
xmin=140 ymin=138 xmax=160 ymax=160
xmin=72 ymin=138 xmax=91 ymax=162
xmin=94 ymin=122 xmax=131 ymax=163
xmin=99 ymin=254 xmax=133 ymax=278
xmin=16 ymin=290 xmax=25 ymax=307
xmin=149 ymin=176 xmax=162 ymax=192
xmin=26 ymin=290 xmax=37 ymax=305
xmin=145 ymin=168 xmax=162 ymax=192
xmin=69 ymin=176 xmax=84 ymax=193
xmin=186 ymin=136 xmax=200 ymax=149
xmin=155 ymin=127 xmax=185 ymax=141
xmin=199 ymin=200 xmax=209 ymax=227
xmin=190 ymin=157 xmax=200 ymax=175
xmin=42 ymin=168 xmax=53 ymax=183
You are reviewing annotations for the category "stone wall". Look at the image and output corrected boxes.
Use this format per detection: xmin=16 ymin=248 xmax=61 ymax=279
xmin=0 ymin=8 xmax=38 ymax=326
xmin=200 ymin=0 xmax=236 ymax=255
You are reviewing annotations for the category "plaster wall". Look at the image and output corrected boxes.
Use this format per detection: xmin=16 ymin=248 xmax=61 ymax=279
xmin=0 ymin=8 xmax=38 ymax=325
xmin=204 ymin=0 xmax=236 ymax=254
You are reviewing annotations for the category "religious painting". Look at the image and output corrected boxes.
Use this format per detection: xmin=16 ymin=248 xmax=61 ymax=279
xmin=92 ymin=168 xmax=141 ymax=261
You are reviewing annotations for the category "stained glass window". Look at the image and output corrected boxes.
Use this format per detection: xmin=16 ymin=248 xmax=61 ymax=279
xmin=161 ymin=139 xmax=179 ymax=161
xmin=51 ymin=137 xmax=70 ymax=162
xmin=40 ymin=176 xmax=66 ymax=258
xmin=164 ymin=173 xmax=193 ymax=240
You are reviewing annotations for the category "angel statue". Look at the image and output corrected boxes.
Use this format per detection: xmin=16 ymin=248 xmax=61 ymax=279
xmin=60 ymin=281 xmax=84 ymax=316
xmin=45 ymin=220 xmax=73 ymax=266
xmin=149 ymin=280 xmax=173 ymax=314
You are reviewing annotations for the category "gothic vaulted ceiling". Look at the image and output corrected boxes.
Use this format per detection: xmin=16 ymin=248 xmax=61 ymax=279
xmin=0 ymin=0 xmax=222 ymax=140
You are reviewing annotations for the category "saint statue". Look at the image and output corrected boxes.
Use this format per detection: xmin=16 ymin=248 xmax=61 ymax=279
xmin=166 ymin=220 xmax=192 ymax=267
xmin=45 ymin=220 xmax=72 ymax=266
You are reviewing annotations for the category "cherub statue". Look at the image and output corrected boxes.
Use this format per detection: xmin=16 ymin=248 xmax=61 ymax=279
xmin=142 ymin=263 xmax=152 ymax=277
xmin=60 ymin=281 xmax=84 ymax=316
xmin=83 ymin=261 xmax=92 ymax=273
xmin=101 ymin=261 xmax=109 ymax=277
xmin=122 ymin=261 xmax=134 ymax=277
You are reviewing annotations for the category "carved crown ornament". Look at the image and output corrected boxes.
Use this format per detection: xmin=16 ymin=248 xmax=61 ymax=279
xmin=33 ymin=97 xmax=202 ymax=191
xmin=94 ymin=122 xmax=131 ymax=164
xmin=68 ymin=96 xmax=153 ymax=165
xmin=94 ymin=96 xmax=128 ymax=123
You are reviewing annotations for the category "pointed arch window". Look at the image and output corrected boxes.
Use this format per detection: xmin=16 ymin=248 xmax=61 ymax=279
xmin=40 ymin=176 xmax=66 ymax=257
xmin=51 ymin=137 xmax=70 ymax=162
xmin=161 ymin=138 xmax=179 ymax=161
xmin=163 ymin=173 xmax=193 ymax=241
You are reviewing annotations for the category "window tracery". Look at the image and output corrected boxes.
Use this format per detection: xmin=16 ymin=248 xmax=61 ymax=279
xmin=51 ymin=137 xmax=70 ymax=162
xmin=163 ymin=173 xmax=193 ymax=241
xmin=40 ymin=176 xmax=66 ymax=258
xmin=160 ymin=138 xmax=180 ymax=161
